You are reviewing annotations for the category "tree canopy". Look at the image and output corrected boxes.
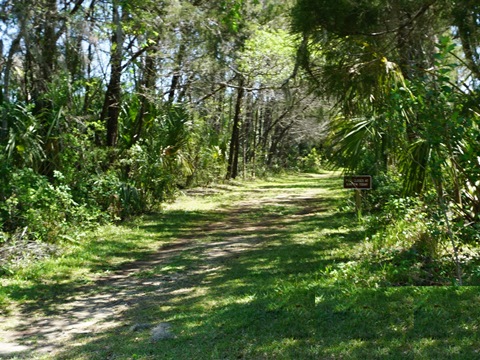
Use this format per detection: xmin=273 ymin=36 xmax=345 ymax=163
xmin=0 ymin=0 xmax=478 ymax=284
xmin=291 ymin=0 xmax=480 ymax=283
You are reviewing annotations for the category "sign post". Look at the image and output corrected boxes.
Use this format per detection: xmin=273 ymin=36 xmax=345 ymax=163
xmin=343 ymin=175 xmax=372 ymax=220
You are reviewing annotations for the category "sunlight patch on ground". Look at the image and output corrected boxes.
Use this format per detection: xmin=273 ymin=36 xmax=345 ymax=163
xmin=164 ymin=196 xmax=221 ymax=212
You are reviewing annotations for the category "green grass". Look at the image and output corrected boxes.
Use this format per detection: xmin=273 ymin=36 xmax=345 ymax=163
xmin=1 ymin=173 xmax=480 ymax=359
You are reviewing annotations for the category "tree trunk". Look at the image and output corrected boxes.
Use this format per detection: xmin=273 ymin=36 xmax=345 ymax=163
xmin=40 ymin=0 xmax=57 ymax=86
xmin=131 ymin=50 xmax=157 ymax=146
xmin=226 ymin=77 xmax=245 ymax=180
xmin=267 ymin=122 xmax=293 ymax=167
xmin=454 ymin=3 xmax=480 ymax=80
xmin=251 ymin=105 xmax=259 ymax=178
xmin=168 ymin=43 xmax=186 ymax=104
xmin=101 ymin=1 xmax=125 ymax=148
xmin=83 ymin=0 xmax=97 ymax=114
xmin=0 ymin=38 xmax=8 ymax=141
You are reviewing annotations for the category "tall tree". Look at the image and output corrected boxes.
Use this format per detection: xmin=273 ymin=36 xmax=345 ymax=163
xmin=291 ymin=0 xmax=480 ymax=235
xmin=226 ymin=76 xmax=245 ymax=179
xmin=100 ymin=0 xmax=126 ymax=148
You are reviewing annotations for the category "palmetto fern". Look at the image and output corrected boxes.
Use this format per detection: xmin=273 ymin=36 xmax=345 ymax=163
xmin=4 ymin=104 xmax=45 ymax=169
xmin=400 ymin=138 xmax=431 ymax=196
xmin=330 ymin=115 xmax=385 ymax=174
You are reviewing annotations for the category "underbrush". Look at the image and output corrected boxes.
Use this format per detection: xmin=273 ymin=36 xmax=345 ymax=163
xmin=1 ymin=173 xmax=480 ymax=359
xmin=331 ymin=184 xmax=480 ymax=287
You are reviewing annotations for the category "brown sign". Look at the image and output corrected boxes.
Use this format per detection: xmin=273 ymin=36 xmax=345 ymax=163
xmin=343 ymin=175 xmax=372 ymax=190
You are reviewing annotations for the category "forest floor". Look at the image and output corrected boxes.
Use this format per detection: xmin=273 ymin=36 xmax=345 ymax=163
xmin=1 ymin=173 xmax=479 ymax=359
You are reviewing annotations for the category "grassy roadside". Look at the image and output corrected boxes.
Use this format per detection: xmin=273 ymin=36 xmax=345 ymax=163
xmin=1 ymin=172 xmax=480 ymax=359
xmin=0 ymin=180 xmax=246 ymax=313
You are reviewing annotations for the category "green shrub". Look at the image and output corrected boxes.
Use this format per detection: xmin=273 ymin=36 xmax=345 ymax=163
xmin=364 ymin=172 xmax=402 ymax=213
xmin=299 ymin=147 xmax=323 ymax=173
xmin=353 ymin=191 xmax=477 ymax=285
xmin=0 ymin=168 xmax=100 ymax=242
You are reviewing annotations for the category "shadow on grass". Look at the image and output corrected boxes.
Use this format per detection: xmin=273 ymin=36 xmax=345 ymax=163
xmin=1 ymin=210 xmax=224 ymax=304
xmin=3 ymin=173 xmax=480 ymax=359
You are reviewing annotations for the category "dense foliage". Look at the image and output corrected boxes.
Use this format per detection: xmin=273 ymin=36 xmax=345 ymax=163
xmin=292 ymin=0 xmax=480 ymax=284
xmin=1 ymin=0 xmax=479 ymax=285
xmin=0 ymin=0 xmax=324 ymax=246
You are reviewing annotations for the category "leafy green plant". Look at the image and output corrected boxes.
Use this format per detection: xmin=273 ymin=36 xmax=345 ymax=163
xmin=3 ymin=103 xmax=45 ymax=170
xmin=0 ymin=167 xmax=101 ymax=243
xmin=299 ymin=147 xmax=323 ymax=173
xmin=356 ymin=191 xmax=474 ymax=286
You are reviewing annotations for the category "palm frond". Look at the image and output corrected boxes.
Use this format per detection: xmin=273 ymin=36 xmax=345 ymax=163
xmin=400 ymin=138 xmax=431 ymax=196
xmin=330 ymin=115 xmax=383 ymax=173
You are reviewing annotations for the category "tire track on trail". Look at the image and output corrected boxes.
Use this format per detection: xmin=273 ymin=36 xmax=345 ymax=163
xmin=0 ymin=174 xmax=331 ymax=358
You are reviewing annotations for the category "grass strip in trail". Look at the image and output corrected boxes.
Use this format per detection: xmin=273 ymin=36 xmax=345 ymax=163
xmin=1 ymin=172 xmax=480 ymax=359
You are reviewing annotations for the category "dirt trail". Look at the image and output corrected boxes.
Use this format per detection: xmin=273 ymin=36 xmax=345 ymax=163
xmin=0 ymin=174 xmax=330 ymax=358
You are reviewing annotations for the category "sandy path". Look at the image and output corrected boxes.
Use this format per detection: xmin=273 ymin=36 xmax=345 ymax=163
xmin=0 ymin=174 xmax=329 ymax=358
